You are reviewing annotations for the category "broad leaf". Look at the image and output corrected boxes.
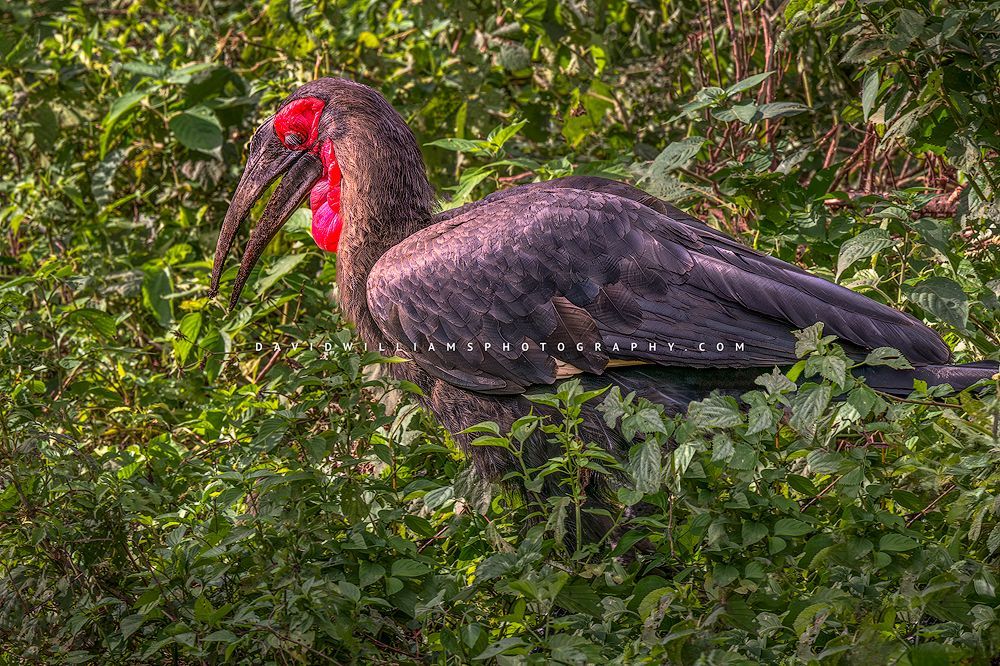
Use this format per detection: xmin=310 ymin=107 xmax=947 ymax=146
xmin=837 ymin=228 xmax=895 ymax=278
xmin=170 ymin=106 xmax=223 ymax=152
xmin=907 ymin=277 xmax=969 ymax=329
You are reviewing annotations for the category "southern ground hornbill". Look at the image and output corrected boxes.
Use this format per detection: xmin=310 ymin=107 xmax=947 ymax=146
xmin=210 ymin=78 xmax=997 ymax=532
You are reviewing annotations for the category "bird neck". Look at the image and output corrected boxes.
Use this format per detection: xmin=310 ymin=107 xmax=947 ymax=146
xmin=334 ymin=125 xmax=435 ymax=347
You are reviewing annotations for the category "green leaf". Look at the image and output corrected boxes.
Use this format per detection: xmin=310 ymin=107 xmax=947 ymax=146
xmin=647 ymin=136 xmax=704 ymax=178
xmin=755 ymin=368 xmax=796 ymax=394
xmin=837 ymin=228 xmax=894 ymax=278
xmin=497 ymin=42 xmax=531 ymax=72
xmin=842 ymin=385 xmax=880 ymax=421
xmin=448 ymin=167 xmax=494 ymax=203
xmin=554 ymin=579 xmax=602 ymax=617
xmin=786 ymin=474 xmax=818 ymax=495
xmin=398 ymin=380 xmax=424 ymax=396
xmin=101 ymin=90 xmax=149 ymax=157
xmin=385 ymin=577 xmax=404 ymax=595
xmin=92 ymin=149 xmax=127 ymax=207
xmin=194 ymin=594 xmax=216 ymax=621
xmin=425 ymin=137 xmax=491 ymax=154
xmin=173 ymin=312 xmax=202 ymax=365
xmin=878 ymin=533 xmax=918 ymax=552
xmin=487 ymin=119 xmax=528 ymax=150
xmin=861 ymin=69 xmax=880 ymax=122
xmin=842 ymin=36 xmax=889 ymax=63
xmin=562 ymin=80 xmax=615 ymax=146
xmin=474 ymin=638 xmax=528 ymax=661
xmin=793 ymin=322 xmax=832 ymax=357
xmin=711 ymin=434 xmax=735 ymax=462
xmin=756 ymin=102 xmax=811 ymax=119
xmin=0 ymin=485 xmax=18 ymax=513
xmin=120 ymin=613 xmax=145 ymax=640
xmin=256 ymin=253 xmax=307 ymax=295
xmin=169 ymin=106 xmax=223 ymax=152
xmin=729 ymin=442 xmax=756 ymax=470
xmin=907 ymin=643 xmax=951 ymax=666
xmin=64 ymin=308 xmax=117 ymax=340
xmin=786 ymin=359 xmax=807 ymax=383
xmin=730 ymin=103 xmax=759 ymax=124
xmin=805 ymin=354 xmax=849 ymax=385
xmin=985 ymin=525 xmax=1000 ymax=555
xmin=117 ymin=458 xmax=142 ymax=480
xmin=338 ymin=581 xmax=361 ymax=603
xmin=864 ymin=347 xmax=913 ymax=370
xmin=283 ymin=207 xmax=313 ymax=234
xmin=789 ymin=385 xmax=832 ymax=432
xmin=643 ymin=174 xmax=692 ymax=201
xmin=250 ymin=417 xmax=288 ymax=449
xmin=629 ymin=437 xmax=661 ymax=493
xmin=907 ymin=277 xmax=969 ymax=329
xmin=166 ymin=62 xmax=215 ymax=84
xmin=359 ymin=562 xmax=386 ymax=588
xmin=689 ymin=394 xmax=742 ymax=428
xmin=793 ymin=602 xmax=831 ymax=636
xmin=713 ymin=564 xmax=739 ymax=587
xmin=422 ymin=486 xmax=453 ymax=511
xmin=670 ymin=86 xmax=725 ymax=120
xmin=142 ymin=268 xmax=173 ymax=327
xmin=391 ymin=559 xmax=430 ymax=578
xmin=742 ymin=521 xmax=768 ymax=546
xmin=773 ymin=518 xmax=813 ymax=537
xmin=725 ymin=71 xmax=774 ymax=96
xmin=890 ymin=9 xmax=925 ymax=52
xmin=746 ymin=404 xmax=776 ymax=435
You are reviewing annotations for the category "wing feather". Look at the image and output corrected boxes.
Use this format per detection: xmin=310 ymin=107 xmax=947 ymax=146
xmin=367 ymin=178 xmax=950 ymax=394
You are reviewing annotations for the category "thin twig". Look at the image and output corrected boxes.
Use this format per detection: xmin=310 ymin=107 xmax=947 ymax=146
xmin=906 ymin=483 xmax=956 ymax=527
xmin=801 ymin=476 xmax=841 ymax=511
xmin=254 ymin=348 xmax=282 ymax=384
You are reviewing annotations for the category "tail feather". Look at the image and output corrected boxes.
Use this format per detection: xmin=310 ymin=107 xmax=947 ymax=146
xmin=858 ymin=361 xmax=998 ymax=396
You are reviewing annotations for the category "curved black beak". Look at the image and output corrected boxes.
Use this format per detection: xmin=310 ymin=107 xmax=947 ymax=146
xmin=210 ymin=119 xmax=323 ymax=310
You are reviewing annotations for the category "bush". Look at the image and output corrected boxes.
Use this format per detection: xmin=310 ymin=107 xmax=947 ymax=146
xmin=1 ymin=0 xmax=998 ymax=663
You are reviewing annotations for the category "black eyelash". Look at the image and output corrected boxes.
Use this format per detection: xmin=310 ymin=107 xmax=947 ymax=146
xmin=285 ymin=132 xmax=304 ymax=147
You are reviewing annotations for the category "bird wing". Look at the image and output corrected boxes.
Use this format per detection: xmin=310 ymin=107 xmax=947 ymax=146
xmin=367 ymin=181 xmax=949 ymax=394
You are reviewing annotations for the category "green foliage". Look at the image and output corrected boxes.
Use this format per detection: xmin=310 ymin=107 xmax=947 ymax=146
xmin=2 ymin=0 xmax=999 ymax=663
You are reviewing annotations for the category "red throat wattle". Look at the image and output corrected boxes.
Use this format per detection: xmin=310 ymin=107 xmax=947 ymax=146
xmin=309 ymin=139 xmax=343 ymax=252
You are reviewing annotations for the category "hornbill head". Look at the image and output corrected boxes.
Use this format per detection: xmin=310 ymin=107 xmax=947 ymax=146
xmin=210 ymin=78 xmax=425 ymax=310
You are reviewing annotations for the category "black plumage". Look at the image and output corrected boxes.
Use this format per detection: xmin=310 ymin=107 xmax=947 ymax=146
xmin=368 ymin=176 xmax=957 ymax=394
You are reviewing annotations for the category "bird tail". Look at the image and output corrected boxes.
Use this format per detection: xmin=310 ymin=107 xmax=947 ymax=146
xmin=859 ymin=361 xmax=998 ymax=396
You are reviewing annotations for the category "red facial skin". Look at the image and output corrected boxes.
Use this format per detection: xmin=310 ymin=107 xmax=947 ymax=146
xmin=273 ymin=97 xmax=342 ymax=252
xmin=274 ymin=98 xmax=324 ymax=150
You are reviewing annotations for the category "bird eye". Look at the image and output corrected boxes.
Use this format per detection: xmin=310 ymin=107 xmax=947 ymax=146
xmin=285 ymin=131 xmax=304 ymax=147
